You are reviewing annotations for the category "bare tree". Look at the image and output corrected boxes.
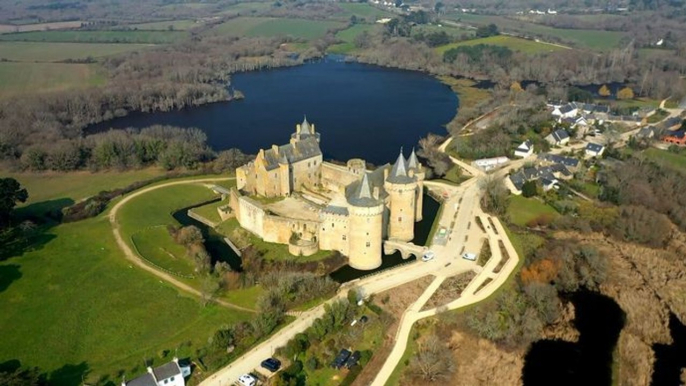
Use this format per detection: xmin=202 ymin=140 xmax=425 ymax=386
xmin=480 ymin=175 xmax=509 ymax=216
xmin=409 ymin=334 xmax=456 ymax=382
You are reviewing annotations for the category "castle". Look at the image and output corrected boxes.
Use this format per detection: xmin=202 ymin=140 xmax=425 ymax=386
xmin=231 ymin=117 xmax=425 ymax=270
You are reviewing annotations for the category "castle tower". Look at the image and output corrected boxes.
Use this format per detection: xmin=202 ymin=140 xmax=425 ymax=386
xmin=291 ymin=115 xmax=321 ymax=143
xmin=407 ymin=148 xmax=425 ymax=221
xmin=347 ymin=173 xmax=384 ymax=270
xmin=384 ymin=149 xmax=418 ymax=242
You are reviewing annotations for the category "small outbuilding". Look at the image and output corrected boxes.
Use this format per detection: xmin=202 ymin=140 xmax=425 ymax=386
xmin=545 ymin=129 xmax=570 ymax=146
xmin=585 ymin=143 xmax=605 ymax=158
xmin=514 ymin=140 xmax=534 ymax=158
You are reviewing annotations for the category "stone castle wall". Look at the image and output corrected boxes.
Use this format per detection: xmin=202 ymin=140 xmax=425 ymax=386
xmin=321 ymin=162 xmax=360 ymax=194
xmin=319 ymin=211 xmax=350 ymax=256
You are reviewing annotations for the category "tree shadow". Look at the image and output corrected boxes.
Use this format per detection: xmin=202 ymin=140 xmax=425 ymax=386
xmin=49 ymin=362 xmax=90 ymax=386
xmin=0 ymin=264 xmax=21 ymax=293
xmin=15 ymin=198 xmax=74 ymax=222
xmin=0 ymin=229 xmax=57 ymax=262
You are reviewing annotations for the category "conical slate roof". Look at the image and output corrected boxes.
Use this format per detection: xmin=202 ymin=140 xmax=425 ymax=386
xmin=386 ymin=149 xmax=414 ymax=184
xmin=407 ymin=147 xmax=420 ymax=170
xmin=348 ymin=173 xmax=381 ymax=207
xmin=300 ymin=115 xmax=311 ymax=134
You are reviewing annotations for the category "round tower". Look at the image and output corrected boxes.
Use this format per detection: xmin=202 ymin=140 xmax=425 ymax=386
xmin=384 ymin=149 xmax=417 ymax=242
xmin=347 ymin=173 xmax=384 ymax=270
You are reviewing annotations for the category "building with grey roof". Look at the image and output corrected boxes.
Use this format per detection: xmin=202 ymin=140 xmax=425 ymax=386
xmin=123 ymin=359 xmax=189 ymax=386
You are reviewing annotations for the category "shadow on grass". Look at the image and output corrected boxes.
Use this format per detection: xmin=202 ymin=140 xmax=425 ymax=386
xmin=0 ymin=359 xmax=90 ymax=386
xmin=0 ymin=264 xmax=21 ymax=293
xmin=15 ymin=198 xmax=74 ymax=222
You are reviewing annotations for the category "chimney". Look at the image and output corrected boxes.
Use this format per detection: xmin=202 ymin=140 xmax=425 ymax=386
xmin=373 ymin=187 xmax=380 ymax=199
xmin=173 ymin=357 xmax=179 ymax=364
xmin=147 ymin=367 xmax=153 ymax=374
xmin=272 ymin=145 xmax=279 ymax=155
xmin=384 ymin=168 xmax=389 ymax=180
xmin=408 ymin=169 xmax=415 ymax=178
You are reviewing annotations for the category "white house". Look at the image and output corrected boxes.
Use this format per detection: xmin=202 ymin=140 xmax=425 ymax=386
xmin=585 ymin=142 xmax=605 ymax=158
xmin=124 ymin=359 xmax=190 ymax=386
xmin=472 ymin=156 xmax=510 ymax=171
xmin=545 ymin=129 xmax=570 ymax=146
xmin=552 ymin=103 xmax=578 ymax=119
xmin=514 ymin=140 xmax=534 ymax=158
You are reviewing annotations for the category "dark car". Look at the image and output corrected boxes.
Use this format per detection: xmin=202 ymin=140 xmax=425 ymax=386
xmin=345 ymin=351 xmax=361 ymax=369
xmin=261 ymin=358 xmax=281 ymax=372
xmin=331 ymin=349 xmax=352 ymax=369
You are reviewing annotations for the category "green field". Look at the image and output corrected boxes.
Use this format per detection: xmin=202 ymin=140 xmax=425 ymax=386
xmin=0 ymin=30 xmax=186 ymax=44
xmin=189 ymin=198 xmax=229 ymax=224
xmin=218 ymin=1 xmax=273 ymax=15
xmin=327 ymin=24 xmax=376 ymax=54
xmin=126 ymin=19 xmax=200 ymax=31
xmin=644 ymin=148 xmax=686 ymax=173
xmin=7 ymin=169 xmax=167 ymax=213
xmin=449 ymin=13 xmax=625 ymax=50
xmin=0 ymin=41 xmax=153 ymax=61
xmin=132 ymin=226 xmax=197 ymax=277
xmin=436 ymin=35 xmax=567 ymax=55
xmin=0 ymin=211 xmax=249 ymax=385
xmin=335 ymin=3 xmax=393 ymax=20
xmin=210 ymin=17 xmax=345 ymax=39
xmin=0 ymin=62 xmax=106 ymax=96
xmin=507 ymin=195 xmax=559 ymax=227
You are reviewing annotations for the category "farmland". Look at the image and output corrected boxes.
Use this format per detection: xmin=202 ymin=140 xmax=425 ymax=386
xmin=436 ymin=35 xmax=567 ymax=55
xmin=210 ymin=17 xmax=345 ymax=39
xmin=0 ymin=20 xmax=85 ymax=33
xmin=447 ymin=13 xmax=626 ymax=50
xmin=328 ymin=24 xmax=377 ymax=54
xmin=0 ymin=29 xmax=187 ymax=44
xmin=0 ymin=41 xmax=152 ymax=61
xmin=0 ymin=62 xmax=106 ymax=97
xmin=125 ymin=19 xmax=201 ymax=31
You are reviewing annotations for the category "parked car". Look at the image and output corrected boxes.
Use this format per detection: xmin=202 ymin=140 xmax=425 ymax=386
xmin=462 ymin=252 xmax=477 ymax=261
xmin=345 ymin=351 xmax=361 ymax=369
xmin=260 ymin=357 xmax=281 ymax=372
xmin=331 ymin=349 xmax=352 ymax=369
xmin=237 ymin=374 xmax=257 ymax=386
xmin=422 ymin=251 xmax=435 ymax=262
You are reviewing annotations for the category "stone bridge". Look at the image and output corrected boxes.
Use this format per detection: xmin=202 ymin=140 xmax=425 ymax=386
xmin=383 ymin=240 xmax=429 ymax=260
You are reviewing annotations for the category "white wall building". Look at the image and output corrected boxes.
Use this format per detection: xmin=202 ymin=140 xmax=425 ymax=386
xmin=514 ymin=140 xmax=534 ymax=158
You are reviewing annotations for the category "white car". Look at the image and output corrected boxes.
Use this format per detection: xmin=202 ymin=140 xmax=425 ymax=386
xmin=462 ymin=252 xmax=477 ymax=261
xmin=422 ymin=251 xmax=435 ymax=261
xmin=238 ymin=374 xmax=257 ymax=386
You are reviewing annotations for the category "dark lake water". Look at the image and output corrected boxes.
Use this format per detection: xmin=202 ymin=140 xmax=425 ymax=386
xmin=523 ymin=291 xmax=625 ymax=386
xmin=89 ymin=56 xmax=458 ymax=165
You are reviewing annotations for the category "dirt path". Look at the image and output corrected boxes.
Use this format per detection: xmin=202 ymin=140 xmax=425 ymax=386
xmin=108 ymin=177 xmax=256 ymax=313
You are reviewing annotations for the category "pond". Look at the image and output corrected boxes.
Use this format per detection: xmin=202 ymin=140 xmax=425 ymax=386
xmin=88 ymin=56 xmax=459 ymax=165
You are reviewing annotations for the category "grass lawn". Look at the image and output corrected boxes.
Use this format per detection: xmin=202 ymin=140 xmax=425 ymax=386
xmin=448 ymin=13 xmax=625 ymax=50
xmin=0 ymin=41 xmax=153 ymax=61
xmin=216 ymin=218 xmax=333 ymax=262
xmin=0 ymin=214 xmax=250 ymax=385
xmin=126 ymin=19 xmax=201 ymax=31
xmin=218 ymin=1 xmax=273 ymax=15
xmin=0 ymin=62 xmax=106 ymax=97
xmin=117 ymin=183 xmax=218 ymax=238
xmin=436 ymin=35 xmax=567 ymax=55
xmin=647 ymin=108 xmax=670 ymax=124
xmin=0 ymin=30 xmax=187 ymax=44
xmin=608 ymin=97 xmax=660 ymax=110
xmin=507 ymin=195 xmax=559 ymax=227
xmin=8 ymin=168 xmax=167 ymax=213
xmin=210 ymin=17 xmax=345 ymax=40
xmin=644 ymin=148 xmax=686 ymax=173
xmin=131 ymin=226 xmax=197 ymax=277
xmin=441 ymin=165 xmax=469 ymax=185
xmin=221 ymin=285 xmax=265 ymax=311
xmin=327 ymin=24 xmax=376 ymax=54
xmin=189 ymin=197 xmax=230 ymax=224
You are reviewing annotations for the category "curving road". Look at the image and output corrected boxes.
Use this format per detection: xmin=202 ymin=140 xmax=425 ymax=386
xmin=108 ymin=177 xmax=256 ymax=313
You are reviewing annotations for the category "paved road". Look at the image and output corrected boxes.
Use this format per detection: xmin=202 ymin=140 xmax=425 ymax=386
xmin=108 ymin=177 xmax=256 ymax=313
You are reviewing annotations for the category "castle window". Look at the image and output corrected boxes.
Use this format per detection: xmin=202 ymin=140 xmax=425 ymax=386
xmin=332 ymin=223 xmax=335 ymax=228
xmin=343 ymin=235 xmax=346 ymax=240
xmin=366 ymin=242 xmax=370 ymax=247
xmin=398 ymin=217 xmax=402 ymax=222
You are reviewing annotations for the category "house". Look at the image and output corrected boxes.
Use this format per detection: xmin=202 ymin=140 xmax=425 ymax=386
xmin=636 ymin=126 xmax=657 ymax=139
xmin=514 ymin=140 xmax=534 ymax=158
xmin=545 ymin=129 xmax=570 ymax=146
xmin=507 ymin=164 xmax=570 ymax=195
xmin=552 ymin=103 xmax=577 ymax=118
xmin=585 ymin=142 xmax=605 ymax=158
xmin=538 ymin=153 xmax=580 ymax=169
xmin=663 ymin=130 xmax=686 ymax=145
xmin=472 ymin=156 xmax=510 ymax=171
xmin=123 ymin=359 xmax=190 ymax=386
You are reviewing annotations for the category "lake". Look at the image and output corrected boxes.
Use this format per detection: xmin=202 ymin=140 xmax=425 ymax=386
xmin=89 ymin=56 xmax=459 ymax=165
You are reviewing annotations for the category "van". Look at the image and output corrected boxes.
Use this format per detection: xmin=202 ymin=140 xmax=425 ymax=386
xmin=238 ymin=374 xmax=257 ymax=386
xmin=462 ymin=252 xmax=477 ymax=261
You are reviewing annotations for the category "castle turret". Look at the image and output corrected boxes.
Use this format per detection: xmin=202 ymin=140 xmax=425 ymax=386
xmin=407 ymin=148 xmax=425 ymax=221
xmin=384 ymin=149 xmax=418 ymax=242
xmin=291 ymin=115 xmax=321 ymax=143
xmin=347 ymin=173 xmax=384 ymax=270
